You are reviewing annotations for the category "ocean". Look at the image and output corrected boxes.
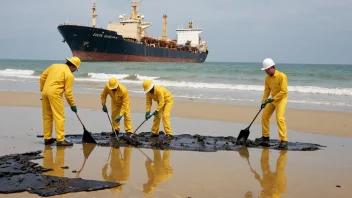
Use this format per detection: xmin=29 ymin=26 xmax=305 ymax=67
xmin=0 ymin=59 xmax=351 ymax=112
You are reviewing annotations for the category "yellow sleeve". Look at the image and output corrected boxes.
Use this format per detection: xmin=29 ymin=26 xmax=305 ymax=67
xmin=261 ymin=77 xmax=271 ymax=104
xmin=119 ymin=88 xmax=129 ymax=116
xmin=146 ymin=93 xmax=152 ymax=112
xmin=64 ymin=73 xmax=75 ymax=106
xmin=39 ymin=66 xmax=51 ymax=91
xmin=272 ymin=73 xmax=288 ymax=101
xmin=101 ymin=86 xmax=109 ymax=105
xmin=156 ymin=89 xmax=165 ymax=111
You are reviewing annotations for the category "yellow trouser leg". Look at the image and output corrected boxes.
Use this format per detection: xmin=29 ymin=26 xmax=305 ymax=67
xmin=162 ymin=100 xmax=173 ymax=135
xmin=48 ymin=94 xmax=65 ymax=141
xmin=274 ymin=150 xmax=287 ymax=196
xmin=151 ymin=110 xmax=162 ymax=134
xmin=42 ymin=95 xmax=53 ymax=140
xmin=275 ymin=100 xmax=288 ymax=141
xmin=123 ymin=104 xmax=133 ymax=133
xmin=261 ymin=103 xmax=275 ymax=137
xmin=111 ymin=101 xmax=119 ymax=131
xmin=260 ymin=148 xmax=270 ymax=172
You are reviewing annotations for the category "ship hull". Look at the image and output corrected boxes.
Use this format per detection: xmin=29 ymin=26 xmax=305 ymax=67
xmin=57 ymin=25 xmax=208 ymax=63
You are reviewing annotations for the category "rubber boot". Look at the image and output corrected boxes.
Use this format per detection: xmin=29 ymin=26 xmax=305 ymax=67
xmin=56 ymin=140 xmax=73 ymax=146
xmin=159 ymin=131 xmax=166 ymax=136
xmin=278 ymin=140 xmax=288 ymax=149
xmin=110 ymin=130 xmax=119 ymax=136
xmin=166 ymin=134 xmax=174 ymax=140
xmin=44 ymin=138 xmax=56 ymax=145
xmin=255 ymin=136 xmax=270 ymax=145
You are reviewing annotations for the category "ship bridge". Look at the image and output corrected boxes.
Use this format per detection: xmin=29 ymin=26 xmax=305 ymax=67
xmin=106 ymin=1 xmax=152 ymax=41
xmin=175 ymin=21 xmax=203 ymax=47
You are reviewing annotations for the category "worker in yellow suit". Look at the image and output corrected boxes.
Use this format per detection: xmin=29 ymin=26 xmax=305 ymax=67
xmin=102 ymin=147 xmax=132 ymax=193
xmin=40 ymin=56 xmax=81 ymax=146
xmin=251 ymin=148 xmax=287 ymax=198
xmin=142 ymin=80 xmax=174 ymax=139
xmin=101 ymin=77 xmax=133 ymax=136
xmin=143 ymin=149 xmax=173 ymax=195
xmin=42 ymin=145 xmax=68 ymax=177
xmin=257 ymin=58 xmax=288 ymax=149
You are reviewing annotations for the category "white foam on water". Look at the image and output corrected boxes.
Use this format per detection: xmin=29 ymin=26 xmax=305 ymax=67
xmin=1 ymin=69 xmax=351 ymax=97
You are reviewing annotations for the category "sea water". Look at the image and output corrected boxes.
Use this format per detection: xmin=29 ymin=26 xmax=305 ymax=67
xmin=0 ymin=59 xmax=351 ymax=111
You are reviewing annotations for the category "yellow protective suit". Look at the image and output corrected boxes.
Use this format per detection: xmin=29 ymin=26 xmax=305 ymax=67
xmin=253 ymin=149 xmax=287 ymax=198
xmin=102 ymin=147 xmax=132 ymax=193
xmin=143 ymin=149 xmax=173 ymax=195
xmin=40 ymin=64 xmax=75 ymax=142
xmin=146 ymin=85 xmax=174 ymax=135
xmin=261 ymin=69 xmax=288 ymax=141
xmin=101 ymin=83 xmax=133 ymax=132
xmin=43 ymin=145 xmax=68 ymax=177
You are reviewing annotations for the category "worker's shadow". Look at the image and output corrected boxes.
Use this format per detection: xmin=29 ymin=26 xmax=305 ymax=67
xmin=239 ymin=147 xmax=287 ymax=198
xmin=102 ymin=147 xmax=133 ymax=193
xmin=143 ymin=149 xmax=173 ymax=196
xmin=42 ymin=145 xmax=69 ymax=177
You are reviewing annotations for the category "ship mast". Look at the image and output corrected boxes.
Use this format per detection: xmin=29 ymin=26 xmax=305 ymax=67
xmin=92 ymin=3 xmax=98 ymax=27
xmin=162 ymin=15 xmax=167 ymax=41
xmin=130 ymin=0 xmax=141 ymax=20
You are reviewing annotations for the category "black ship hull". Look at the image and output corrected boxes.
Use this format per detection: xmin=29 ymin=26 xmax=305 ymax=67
xmin=57 ymin=25 xmax=208 ymax=63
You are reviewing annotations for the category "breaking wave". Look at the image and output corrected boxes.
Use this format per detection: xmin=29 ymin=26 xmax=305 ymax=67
xmin=0 ymin=69 xmax=351 ymax=96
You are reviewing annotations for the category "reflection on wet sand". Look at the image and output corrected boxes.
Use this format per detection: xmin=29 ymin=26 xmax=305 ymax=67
xmin=240 ymin=147 xmax=287 ymax=198
xmin=75 ymin=143 xmax=97 ymax=178
xmin=43 ymin=145 xmax=68 ymax=177
xmin=102 ymin=147 xmax=133 ymax=193
xmin=143 ymin=149 xmax=173 ymax=196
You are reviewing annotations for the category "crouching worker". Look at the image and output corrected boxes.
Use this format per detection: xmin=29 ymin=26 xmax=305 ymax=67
xmin=142 ymin=80 xmax=174 ymax=139
xmin=40 ymin=56 xmax=81 ymax=146
xmin=257 ymin=58 xmax=288 ymax=149
xmin=101 ymin=77 xmax=133 ymax=136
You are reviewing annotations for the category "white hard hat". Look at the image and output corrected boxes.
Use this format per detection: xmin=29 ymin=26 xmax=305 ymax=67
xmin=262 ymin=58 xmax=275 ymax=70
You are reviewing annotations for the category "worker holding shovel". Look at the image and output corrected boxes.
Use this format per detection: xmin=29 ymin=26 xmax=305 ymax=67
xmin=256 ymin=58 xmax=288 ymax=149
xmin=101 ymin=77 xmax=133 ymax=136
xmin=40 ymin=56 xmax=81 ymax=146
xmin=142 ymin=80 xmax=174 ymax=139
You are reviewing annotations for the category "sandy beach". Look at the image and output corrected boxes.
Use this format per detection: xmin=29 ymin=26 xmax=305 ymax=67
xmin=1 ymin=91 xmax=351 ymax=137
xmin=0 ymin=91 xmax=351 ymax=197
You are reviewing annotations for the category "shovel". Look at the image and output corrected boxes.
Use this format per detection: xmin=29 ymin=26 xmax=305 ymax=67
xmin=236 ymin=98 xmax=274 ymax=143
xmin=106 ymin=111 xmax=119 ymax=140
xmin=75 ymin=112 xmax=97 ymax=144
xmin=122 ymin=118 xmax=149 ymax=146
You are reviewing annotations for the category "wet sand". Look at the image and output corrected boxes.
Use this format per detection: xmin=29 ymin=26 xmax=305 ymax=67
xmin=0 ymin=91 xmax=351 ymax=138
xmin=0 ymin=106 xmax=351 ymax=197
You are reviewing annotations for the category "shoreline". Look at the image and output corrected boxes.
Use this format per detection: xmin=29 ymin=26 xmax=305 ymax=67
xmin=1 ymin=91 xmax=351 ymax=138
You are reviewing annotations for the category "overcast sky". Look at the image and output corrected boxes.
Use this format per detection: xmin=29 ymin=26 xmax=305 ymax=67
xmin=0 ymin=0 xmax=351 ymax=64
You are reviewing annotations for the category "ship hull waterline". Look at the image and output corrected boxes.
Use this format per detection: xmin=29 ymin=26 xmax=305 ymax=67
xmin=58 ymin=25 xmax=208 ymax=63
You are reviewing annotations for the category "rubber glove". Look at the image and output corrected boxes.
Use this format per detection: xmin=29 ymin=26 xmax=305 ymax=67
xmin=147 ymin=111 xmax=158 ymax=119
xmin=115 ymin=116 xmax=122 ymax=123
xmin=261 ymin=98 xmax=274 ymax=108
xmin=102 ymin=104 xmax=107 ymax=112
xmin=71 ymin=106 xmax=77 ymax=112
xmin=145 ymin=112 xmax=150 ymax=120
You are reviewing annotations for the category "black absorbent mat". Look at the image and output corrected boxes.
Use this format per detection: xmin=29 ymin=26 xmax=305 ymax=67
xmin=0 ymin=151 xmax=120 ymax=197
xmin=38 ymin=132 xmax=325 ymax=151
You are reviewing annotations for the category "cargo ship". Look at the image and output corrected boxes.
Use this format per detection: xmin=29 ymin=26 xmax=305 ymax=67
xmin=57 ymin=1 xmax=209 ymax=63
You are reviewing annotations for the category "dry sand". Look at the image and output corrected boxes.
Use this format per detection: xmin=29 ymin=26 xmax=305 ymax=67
xmin=1 ymin=91 xmax=351 ymax=137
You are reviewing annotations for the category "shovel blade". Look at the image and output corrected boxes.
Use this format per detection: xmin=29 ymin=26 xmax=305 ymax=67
xmin=82 ymin=129 xmax=97 ymax=144
xmin=237 ymin=129 xmax=250 ymax=143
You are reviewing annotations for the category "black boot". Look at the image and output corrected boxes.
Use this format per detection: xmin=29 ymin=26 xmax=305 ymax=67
xmin=166 ymin=134 xmax=174 ymax=140
xmin=110 ymin=130 xmax=119 ymax=136
xmin=126 ymin=132 xmax=133 ymax=137
xmin=278 ymin=141 xmax=288 ymax=149
xmin=255 ymin=136 xmax=270 ymax=145
xmin=44 ymin=138 xmax=56 ymax=145
xmin=151 ymin=133 xmax=159 ymax=138
xmin=56 ymin=140 xmax=73 ymax=146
